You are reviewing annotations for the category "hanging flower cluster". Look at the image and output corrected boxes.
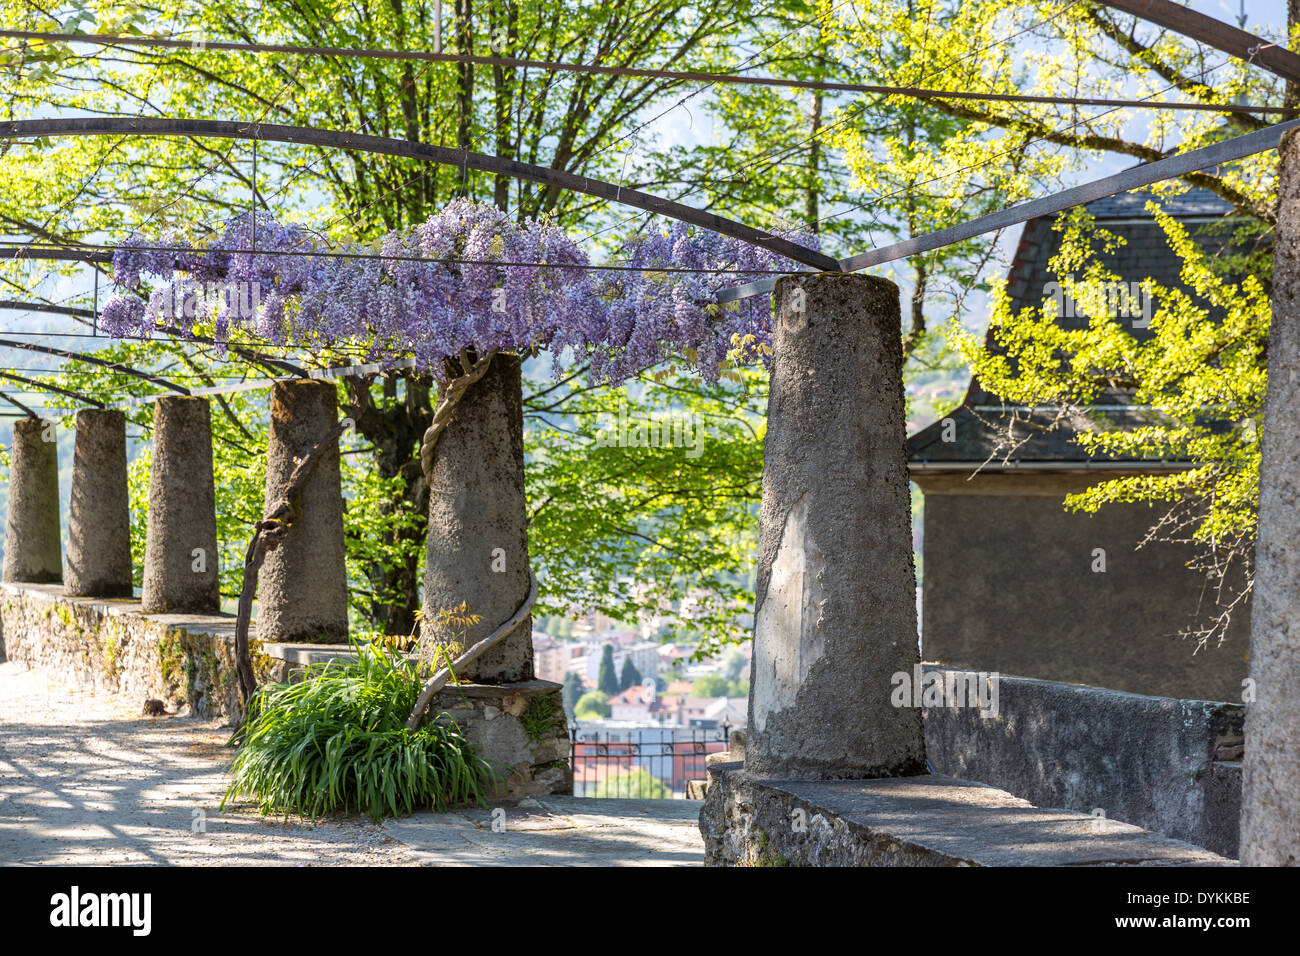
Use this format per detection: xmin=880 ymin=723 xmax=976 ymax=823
xmin=100 ymin=201 xmax=809 ymax=383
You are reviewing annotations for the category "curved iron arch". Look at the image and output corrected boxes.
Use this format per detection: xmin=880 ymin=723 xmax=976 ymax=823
xmin=0 ymin=117 xmax=837 ymax=272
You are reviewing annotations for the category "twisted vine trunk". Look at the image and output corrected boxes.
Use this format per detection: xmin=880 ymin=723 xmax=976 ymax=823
xmin=233 ymin=411 xmax=356 ymax=708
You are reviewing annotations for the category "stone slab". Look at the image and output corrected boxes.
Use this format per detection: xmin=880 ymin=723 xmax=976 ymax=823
xmin=700 ymin=767 xmax=1233 ymax=866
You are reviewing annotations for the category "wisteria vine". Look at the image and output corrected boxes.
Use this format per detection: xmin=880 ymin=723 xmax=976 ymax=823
xmin=101 ymin=201 xmax=810 ymax=384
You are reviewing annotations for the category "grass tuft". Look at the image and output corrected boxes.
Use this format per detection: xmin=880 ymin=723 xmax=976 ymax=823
xmin=222 ymin=641 xmax=496 ymax=821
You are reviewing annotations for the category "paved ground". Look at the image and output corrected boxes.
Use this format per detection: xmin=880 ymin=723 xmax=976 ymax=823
xmin=381 ymin=797 xmax=705 ymax=866
xmin=0 ymin=662 xmax=704 ymax=866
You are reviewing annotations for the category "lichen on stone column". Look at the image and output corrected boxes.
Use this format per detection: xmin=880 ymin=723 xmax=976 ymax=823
xmin=3 ymin=417 xmax=62 ymax=585
xmin=745 ymin=273 xmax=926 ymax=779
xmin=66 ymin=408 xmax=132 ymax=597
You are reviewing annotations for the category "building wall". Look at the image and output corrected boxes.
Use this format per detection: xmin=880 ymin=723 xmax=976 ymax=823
xmin=917 ymin=471 xmax=1249 ymax=701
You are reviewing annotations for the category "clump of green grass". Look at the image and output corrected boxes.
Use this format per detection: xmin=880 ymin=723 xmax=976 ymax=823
xmin=222 ymin=642 xmax=495 ymax=821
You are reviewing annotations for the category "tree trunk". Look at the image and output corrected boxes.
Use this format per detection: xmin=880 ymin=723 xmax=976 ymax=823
xmin=349 ymin=373 xmax=434 ymax=635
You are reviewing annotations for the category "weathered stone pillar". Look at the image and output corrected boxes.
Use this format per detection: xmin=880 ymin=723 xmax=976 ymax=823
xmin=745 ymin=273 xmax=926 ymax=779
xmin=423 ymin=353 xmax=534 ymax=683
xmin=2 ymin=417 xmax=62 ymax=584
xmin=1242 ymin=126 xmax=1300 ymax=866
xmin=258 ymin=379 xmax=348 ymax=643
xmin=141 ymin=397 xmax=219 ymax=614
xmin=65 ymin=409 xmax=133 ymax=597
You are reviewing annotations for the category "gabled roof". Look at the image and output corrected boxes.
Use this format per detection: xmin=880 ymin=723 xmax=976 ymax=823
xmin=909 ymin=181 xmax=1252 ymax=470
xmin=908 ymin=404 xmax=1185 ymax=468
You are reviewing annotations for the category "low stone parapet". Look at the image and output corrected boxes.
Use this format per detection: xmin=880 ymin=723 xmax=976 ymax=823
xmin=0 ymin=584 xmax=570 ymax=798
xmin=921 ymin=666 xmax=1244 ymax=857
xmin=0 ymin=582 xmax=283 ymax=721
xmin=700 ymin=765 xmax=1232 ymax=866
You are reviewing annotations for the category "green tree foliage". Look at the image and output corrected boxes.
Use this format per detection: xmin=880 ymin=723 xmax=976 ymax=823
xmin=691 ymin=673 xmax=730 ymax=698
xmin=690 ymin=673 xmax=747 ymax=698
xmin=5 ymin=0 xmax=1279 ymax=656
xmin=618 ymin=656 xmax=642 ymax=691
xmin=0 ymin=0 xmax=779 ymax=637
xmin=574 ymin=690 xmax=611 ymax=720
xmin=591 ymin=767 xmax=670 ymax=798
xmin=954 ymin=206 xmax=1269 ymax=648
xmin=826 ymin=0 xmax=1285 ymax=644
xmin=526 ymin=364 xmax=765 ymax=657
xmin=721 ymin=646 xmax=748 ymax=682
xmin=560 ymin=671 xmax=583 ymax=720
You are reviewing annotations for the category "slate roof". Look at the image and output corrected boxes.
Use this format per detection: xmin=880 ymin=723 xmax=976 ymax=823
xmin=908 ymin=181 xmax=1255 ymax=469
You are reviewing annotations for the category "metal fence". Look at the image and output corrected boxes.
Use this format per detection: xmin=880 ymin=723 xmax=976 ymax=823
xmin=569 ymin=724 xmax=731 ymax=798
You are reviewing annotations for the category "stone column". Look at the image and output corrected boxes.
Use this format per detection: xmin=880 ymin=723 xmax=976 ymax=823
xmin=2 ymin=417 xmax=62 ymax=584
xmin=141 ymin=397 xmax=219 ymax=613
xmin=745 ymin=273 xmax=926 ymax=779
xmin=258 ymin=379 xmax=348 ymax=643
xmin=65 ymin=409 xmax=133 ymax=597
xmin=1242 ymin=126 xmax=1300 ymax=866
xmin=423 ymin=352 xmax=534 ymax=683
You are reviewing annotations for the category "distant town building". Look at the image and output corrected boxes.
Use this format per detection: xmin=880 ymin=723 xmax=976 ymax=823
xmin=531 ymin=632 xmax=582 ymax=684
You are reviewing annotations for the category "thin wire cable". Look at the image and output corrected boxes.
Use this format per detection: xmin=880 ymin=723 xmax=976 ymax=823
xmin=0 ymin=241 xmax=796 ymax=273
xmin=812 ymin=57 xmax=1234 ymax=236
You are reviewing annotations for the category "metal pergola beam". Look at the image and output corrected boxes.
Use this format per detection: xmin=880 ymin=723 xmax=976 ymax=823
xmin=0 ymin=247 xmax=111 ymax=264
xmin=718 ymin=117 xmax=1300 ymax=302
xmin=0 ymin=299 xmax=96 ymax=319
xmin=0 ymin=369 xmax=105 ymax=407
xmin=1094 ymin=0 xmax=1300 ymax=86
xmin=0 ymin=117 xmax=838 ymax=272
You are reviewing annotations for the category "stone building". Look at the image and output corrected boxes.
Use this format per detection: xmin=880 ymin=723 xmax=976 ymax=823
xmin=908 ymin=188 xmax=1254 ymax=702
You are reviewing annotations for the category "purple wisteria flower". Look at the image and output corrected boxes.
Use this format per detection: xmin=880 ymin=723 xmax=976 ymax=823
xmin=100 ymin=201 xmax=809 ymax=383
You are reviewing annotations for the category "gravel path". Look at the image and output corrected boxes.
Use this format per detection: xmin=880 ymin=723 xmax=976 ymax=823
xmin=0 ymin=662 xmax=417 ymax=866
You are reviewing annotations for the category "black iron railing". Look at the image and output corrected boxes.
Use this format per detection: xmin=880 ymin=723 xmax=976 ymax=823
xmin=569 ymin=723 xmax=731 ymax=798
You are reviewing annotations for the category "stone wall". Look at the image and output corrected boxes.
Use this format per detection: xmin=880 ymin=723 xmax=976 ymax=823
xmin=922 ymin=665 xmax=1243 ymax=857
xmin=0 ymin=583 xmax=285 ymax=721
xmin=432 ymin=680 xmax=571 ymax=799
